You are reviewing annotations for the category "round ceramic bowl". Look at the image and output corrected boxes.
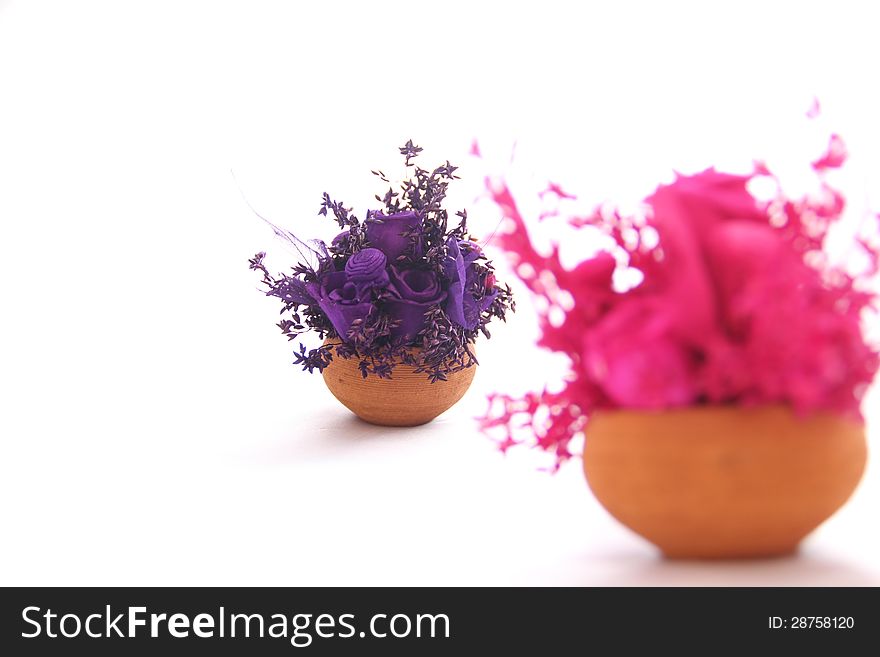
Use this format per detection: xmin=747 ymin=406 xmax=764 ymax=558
xmin=321 ymin=349 xmax=477 ymax=427
xmin=582 ymin=405 xmax=866 ymax=559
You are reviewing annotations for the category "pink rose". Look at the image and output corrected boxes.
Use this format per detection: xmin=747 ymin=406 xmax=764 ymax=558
xmin=582 ymin=300 xmax=697 ymax=409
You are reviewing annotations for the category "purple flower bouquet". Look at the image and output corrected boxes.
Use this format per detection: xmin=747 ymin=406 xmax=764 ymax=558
xmin=249 ymin=141 xmax=514 ymax=389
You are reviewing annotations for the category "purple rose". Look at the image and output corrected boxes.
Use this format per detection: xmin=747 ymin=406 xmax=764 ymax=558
xmin=306 ymin=271 xmax=373 ymax=342
xmin=365 ymin=210 xmax=422 ymax=261
xmin=443 ymin=238 xmax=494 ymax=330
xmin=344 ymin=248 xmax=389 ymax=289
xmin=385 ymin=266 xmax=447 ymax=342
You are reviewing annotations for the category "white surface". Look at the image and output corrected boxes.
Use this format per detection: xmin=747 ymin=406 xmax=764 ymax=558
xmin=1 ymin=0 xmax=879 ymax=586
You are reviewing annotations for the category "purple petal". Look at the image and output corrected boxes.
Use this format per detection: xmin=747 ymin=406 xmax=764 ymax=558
xmin=443 ymin=237 xmax=471 ymax=328
xmin=385 ymin=296 xmax=446 ymax=342
xmin=318 ymin=299 xmax=374 ymax=341
xmin=365 ymin=211 xmax=422 ymax=261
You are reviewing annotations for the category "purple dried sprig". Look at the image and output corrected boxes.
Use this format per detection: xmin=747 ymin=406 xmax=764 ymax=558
xmin=318 ymin=192 xmax=358 ymax=229
xmin=292 ymin=343 xmax=333 ymax=373
xmin=399 ymin=139 xmax=423 ymax=167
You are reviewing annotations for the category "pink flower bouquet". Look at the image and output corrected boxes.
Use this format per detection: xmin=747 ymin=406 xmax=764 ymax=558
xmin=481 ymin=132 xmax=879 ymax=469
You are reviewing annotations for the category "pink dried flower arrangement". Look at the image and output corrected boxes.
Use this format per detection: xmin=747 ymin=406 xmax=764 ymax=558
xmin=481 ymin=132 xmax=880 ymax=469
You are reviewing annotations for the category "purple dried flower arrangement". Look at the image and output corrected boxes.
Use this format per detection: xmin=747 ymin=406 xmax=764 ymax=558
xmin=249 ymin=141 xmax=514 ymax=383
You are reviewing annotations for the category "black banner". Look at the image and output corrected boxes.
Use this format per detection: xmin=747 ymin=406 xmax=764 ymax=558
xmin=1 ymin=587 xmax=875 ymax=654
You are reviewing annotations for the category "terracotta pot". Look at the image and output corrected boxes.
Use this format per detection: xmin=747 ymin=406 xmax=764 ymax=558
xmin=321 ymin=347 xmax=477 ymax=427
xmin=582 ymin=405 xmax=867 ymax=559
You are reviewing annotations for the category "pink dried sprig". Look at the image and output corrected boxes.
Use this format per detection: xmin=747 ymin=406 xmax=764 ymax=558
xmin=481 ymin=386 xmax=588 ymax=471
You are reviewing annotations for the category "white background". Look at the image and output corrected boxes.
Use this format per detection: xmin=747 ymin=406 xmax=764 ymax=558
xmin=1 ymin=0 xmax=878 ymax=585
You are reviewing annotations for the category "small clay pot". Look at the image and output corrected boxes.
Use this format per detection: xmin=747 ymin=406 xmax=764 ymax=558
xmin=321 ymin=347 xmax=477 ymax=427
xmin=582 ymin=405 xmax=867 ymax=559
